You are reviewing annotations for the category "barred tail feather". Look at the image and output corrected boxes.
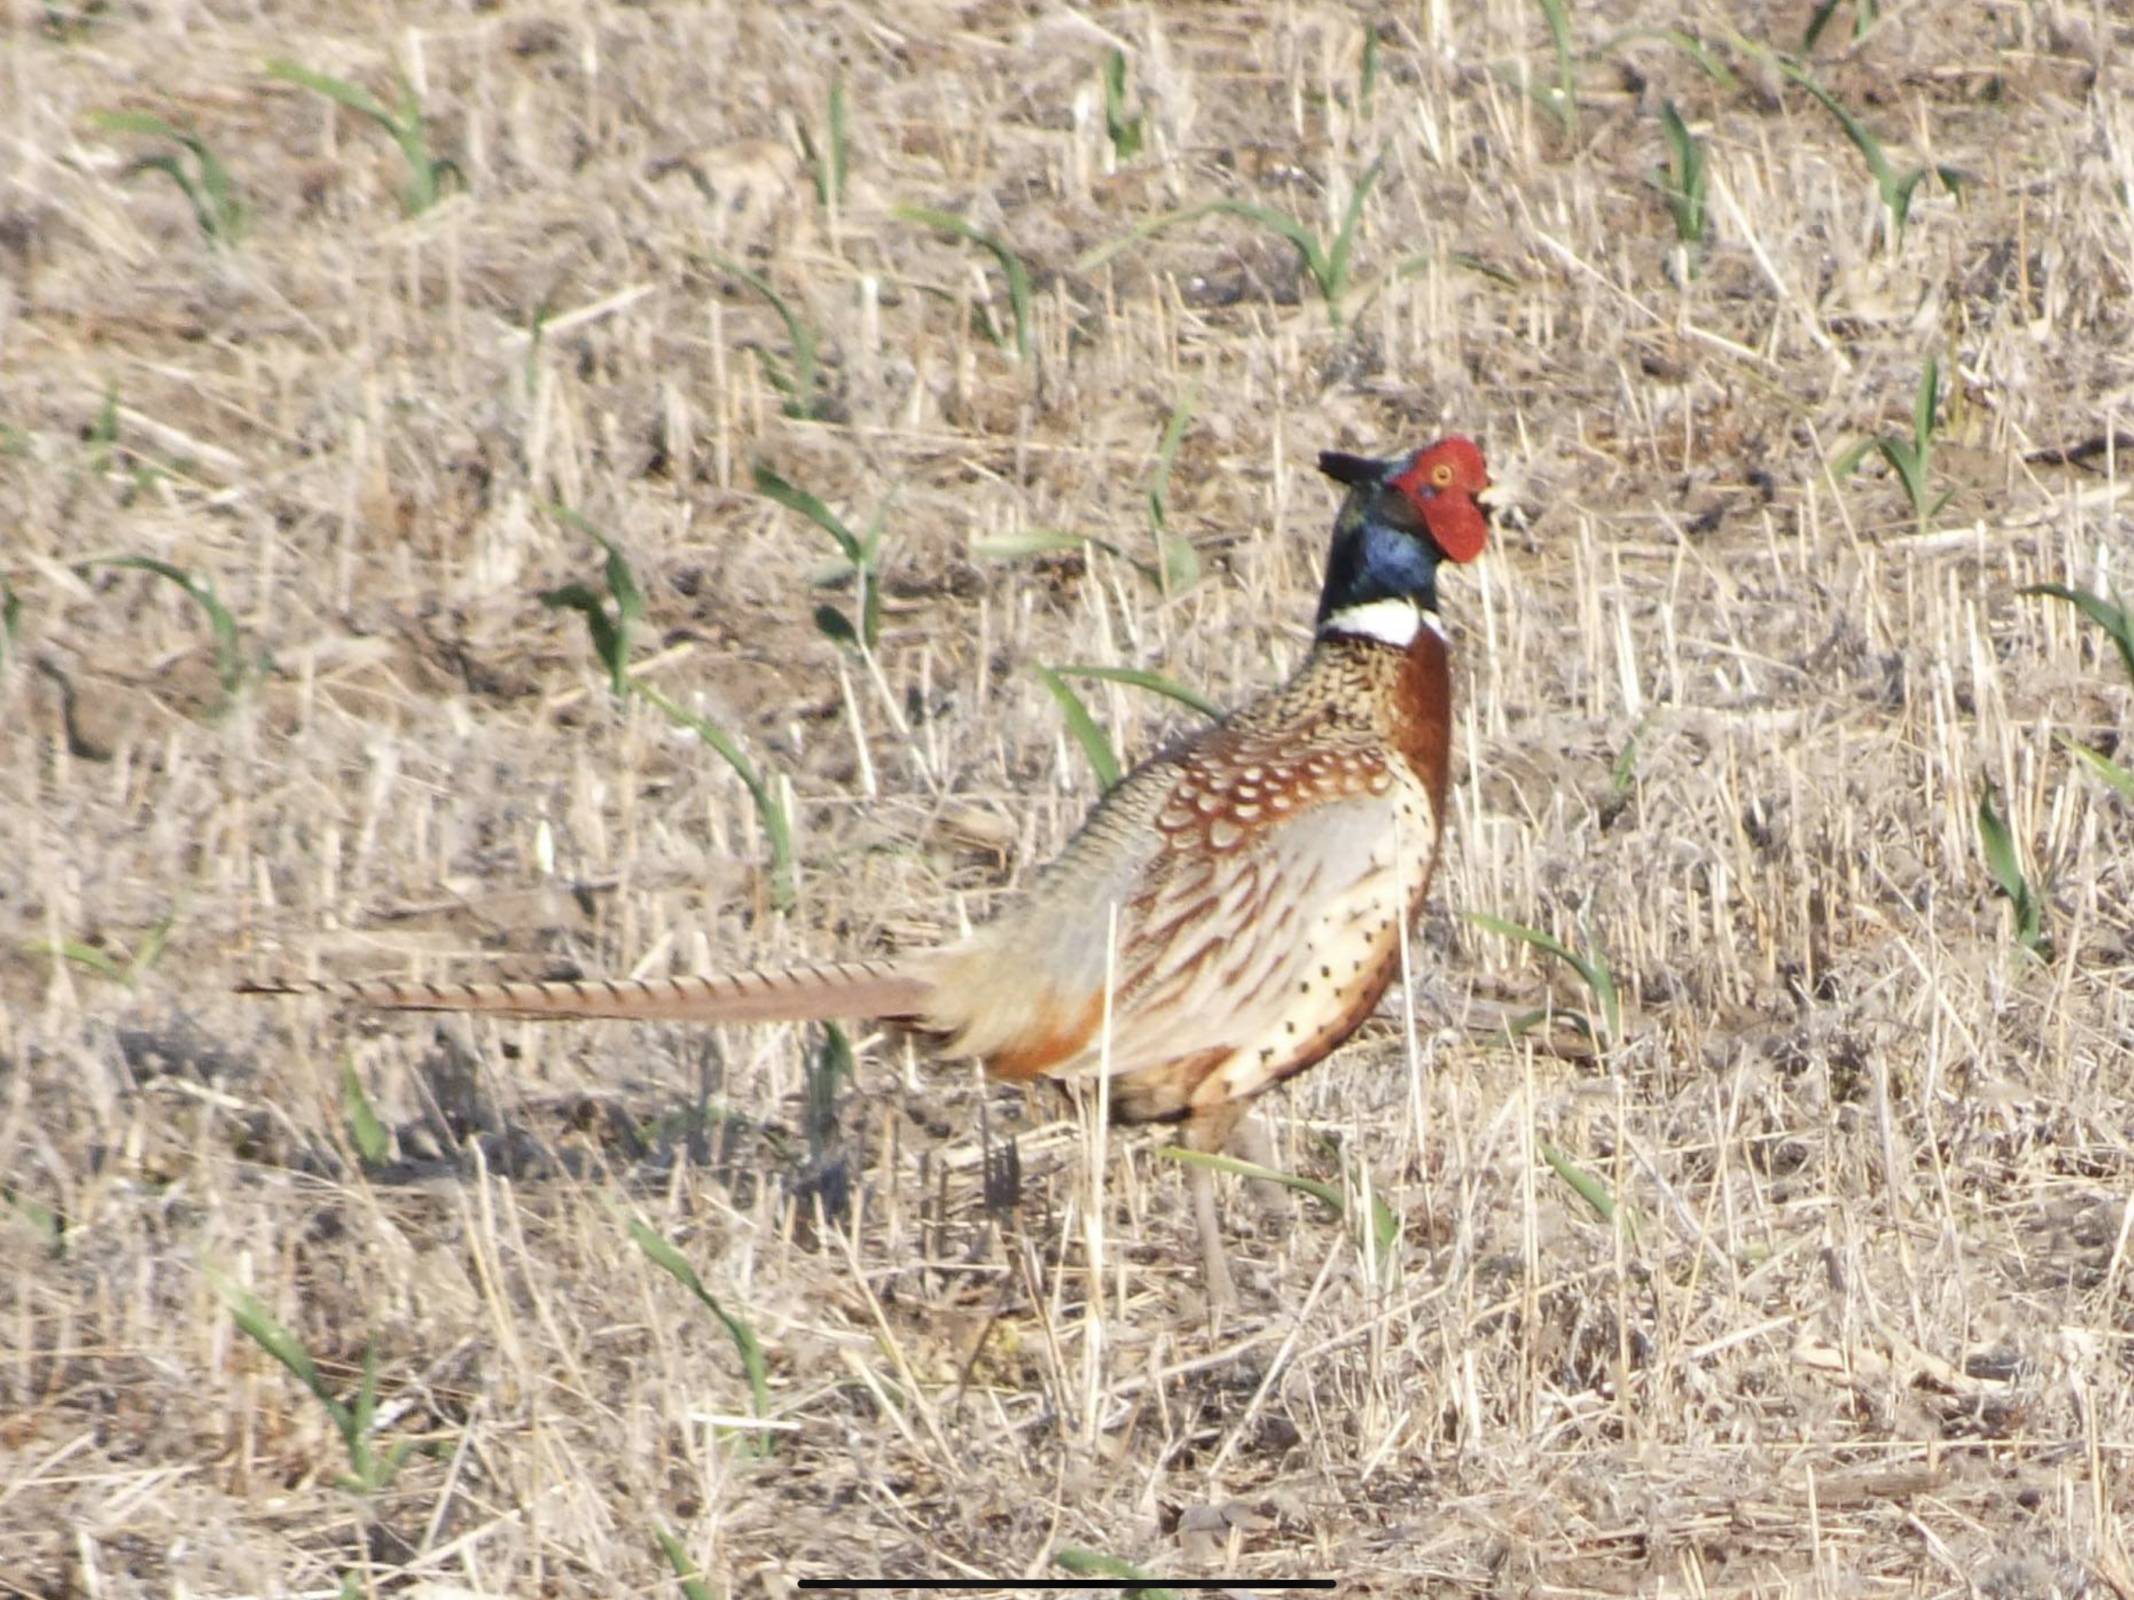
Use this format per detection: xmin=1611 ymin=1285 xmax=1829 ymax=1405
xmin=237 ymin=957 xmax=937 ymax=1026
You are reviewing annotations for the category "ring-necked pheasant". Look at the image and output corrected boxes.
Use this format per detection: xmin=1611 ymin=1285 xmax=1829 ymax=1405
xmin=242 ymin=437 xmax=1493 ymax=1305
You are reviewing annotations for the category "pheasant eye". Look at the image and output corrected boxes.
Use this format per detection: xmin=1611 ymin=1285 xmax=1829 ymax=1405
xmin=1429 ymin=462 xmax=1454 ymax=488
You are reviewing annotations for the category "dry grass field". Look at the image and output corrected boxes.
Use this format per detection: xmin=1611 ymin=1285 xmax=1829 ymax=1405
xmin=5 ymin=0 xmax=2133 ymax=1594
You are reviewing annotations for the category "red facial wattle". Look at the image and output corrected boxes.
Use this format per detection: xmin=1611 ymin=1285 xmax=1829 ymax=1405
xmin=1387 ymin=437 xmax=1491 ymax=565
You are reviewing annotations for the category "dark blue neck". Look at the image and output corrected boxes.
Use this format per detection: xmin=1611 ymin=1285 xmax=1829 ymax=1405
xmin=1314 ymin=510 xmax=1440 ymax=625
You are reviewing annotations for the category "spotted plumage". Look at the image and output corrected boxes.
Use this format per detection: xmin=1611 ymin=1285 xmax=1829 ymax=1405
xmin=242 ymin=436 xmax=1494 ymax=1306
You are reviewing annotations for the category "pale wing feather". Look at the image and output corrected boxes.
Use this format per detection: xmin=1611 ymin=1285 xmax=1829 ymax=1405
xmin=1035 ymin=786 xmax=1406 ymax=1081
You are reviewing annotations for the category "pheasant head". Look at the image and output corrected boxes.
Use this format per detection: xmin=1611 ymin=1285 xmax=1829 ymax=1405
xmin=1314 ymin=437 xmax=1492 ymax=643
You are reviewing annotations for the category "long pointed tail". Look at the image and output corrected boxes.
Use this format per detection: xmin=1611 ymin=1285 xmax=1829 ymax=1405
xmin=237 ymin=956 xmax=936 ymax=1025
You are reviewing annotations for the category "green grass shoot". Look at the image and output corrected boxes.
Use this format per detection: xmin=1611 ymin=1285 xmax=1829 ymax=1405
xmin=1358 ymin=24 xmax=1381 ymax=113
xmin=1466 ymin=911 xmax=1623 ymax=1050
xmin=81 ymin=555 xmax=257 ymax=711
xmin=1052 ymin=663 xmax=1222 ymax=721
xmin=796 ymin=68 xmax=848 ymax=215
xmin=1145 ymin=384 xmax=1202 ymax=591
xmin=25 ymin=901 xmax=176 ymax=987
xmin=264 ymin=59 xmax=460 ymax=214
xmin=1761 ymin=50 xmax=1960 ymax=243
xmin=653 ymin=1528 xmax=719 ymax=1600
xmin=1032 ymin=663 xmax=1120 ymax=790
xmin=2022 ymin=583 xmax=2134 ymax=687
xmin=1802 ymin=0 xmax=1880 ymax=51
xmin=751 ymin=463 xmax=884 ymax=650
xmin=3 ymin=1186 xmax=63 ymax=1251
xmin=1610 ymin=713 xmax=1650 ymax=800
xmin=804 ymin=1023 xmax=854 ymax=1168
xmin=0 ymin=578 xmax=19 ymax=671
xmin=894 ymin=205 xmax=1033 ymax=359
xmin=1541 ymin=1143 xmax=1640 ymax=1243
xmin=541 ymin=508 xmax=796 ymax=909
xmin=341 ymin=1061 xmax=390 ymax=1167
xmin=211 ymin=1268 xmax=417 ymax=1492
xmin=1834 ymin=355 xmax=1950 ymax=533
xmin=627 ymin=1218 xmax=773 ymax=1453
xmin=1592 ymin=27 xmax=1739 ymax=90
xmin=1159 ymin=1146 xmax=1399 ymax=1273
xmin=88 ymin=110 xmax=245 ymax=245
xmin=1101 ymin=49 xmax=1144 ymax=162
xmin=1033 ymin=660 xmax=1221 ymax=791
xmin=2056 ymin=736 xmax=2134 ymax=805
xmin=1977 ymin=784 xmax=2048 ymax=958
xmin=1653 ymin=102 xmax=1708 ymax=268
xmin=1078 ymin=157 xmax=1383 ymax=327
xmin=707 ymin=255 xmax=822 ymax=420
xmin=1053 ymin=1547 xmax=1178 ymax=1599
xmin=1528 ymin=0 xmax=1578 ymax=138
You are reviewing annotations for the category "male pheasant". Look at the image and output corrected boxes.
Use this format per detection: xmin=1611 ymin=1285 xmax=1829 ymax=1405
xmin=243 ymin=437 xmax=1493 ymax=1305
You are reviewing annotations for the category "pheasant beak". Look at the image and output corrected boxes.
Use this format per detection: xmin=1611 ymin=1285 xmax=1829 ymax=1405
xmin=1474 ymin=480 xmax=1502 ymax=515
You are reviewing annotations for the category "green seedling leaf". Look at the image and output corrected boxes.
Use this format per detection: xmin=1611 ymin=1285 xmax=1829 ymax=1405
xmin=1359 ymin=25 xmax=1381 ymax=112
xmin=805 ymin=1023 xmax=855 ymax=1164
xmin=546 ymin=509 xmax=795 ymax=908
xmin=628 ymin=1218 xmax=773 ymax=1451
xmin=554 ymin=504 xmax=645 ymax=623
xmin=2023 ymin=583 xmax=2134 ymax=686
xmin=23 ymin=939 xmax=125 ymax=982
xmin=637 ymin=680 xmax=796 ymax=909
xmin=753 ymin=464 xmax=882 ymax=650
xmin=1078 ymin=157 xmax=1382 ymax=326
xmin=1533 ymin=0 xmax=1578 ymax=135
xmin=1610 ymin=714 xmax=1647 ymax=799
xmin=1653 ymin=102 xmax=1708 ymax=259
xmin=1054 ymin=1547 xmax=1178 ymax=1600
xmin=1761 ymin=52 xmax=1950 ymax=242
xmin=1977 ymin=785 xmax=2048 ymax=956
xmin=341 ymin=1062 xmax=390 ymax=1166
xmin=654 ymin=1528 xmax=719 ymax=1600
xmin=1912 ymin=353 xmax=1940 ymax=453
xmin=540 ymin=508 xmax=644 ymax=693
xmin=216 ymin=1274 xmax=339 ymax=1418
xmin=1834 ymin=357 xmax=1948 ymax=532
xmin=1595 ymin=27 xmax=1739 ymax=90
xmin=708 ymin=254 xmax=821 ymax=419
xmin=1032 ymin=663 xmax=1120 ymax=790
xmin=211 ymin=1268 xmax=414 ymax=1490
xmin=970 ymin=526 xmax=1093 ymax=562
xmin=538 ymin=582 xmax=628 ymax=692
xmin=33 ymin=902 xmax=185 ymax=987
xmin=1102 ymin=49 xmax=1144 ymax=161
xmin=1147 ymin=383 xmax=1203 ymax=589
xmin=0 ymin=579 xmax=17 ymax=672
xmin=1430 ymin=250 xmax=1523 ymax=287
xmin=82 ymin=556 xmax=252 ymax=702
xmin=1466 ymin=910 xmax=1622 ymax=1047
xmin=90 ymin=110 xmax=246 ymax=245
xmin=752 ymin=463 xmax=863 ymax=565
xmin=1159 ymin=1145 xmax=1399 ymax=1270
xmin=2057 ymin=735 xmax=2134 ymax=804
xmin=265 ymin=58 xmax=392 ymax=125
xmin=796 ymin=69 xmax=848 ymax=213
xmin=264 ymin=59 xmax=457 ymax=214
xmin=1053 ymin=663 xmax=1222 ymax=722
xmin=1147 ymin=383 xmax=1197 ymax=538
xmin=1541 ymin=1142 xmax=1641 ymax=1244
xmin=3 ymin=1187 xmax=63 ymax=1250
xmin=895 ymin=205 xmax=1033 ymax=359
xmin=1803 ymin=0 xmax=1879 ymax=51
